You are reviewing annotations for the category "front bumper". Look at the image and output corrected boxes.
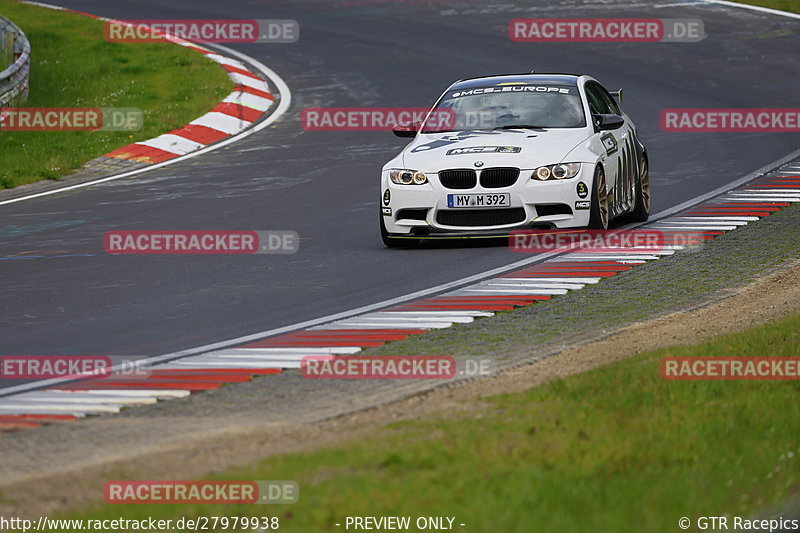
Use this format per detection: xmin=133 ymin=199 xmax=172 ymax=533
xmin=381 ymin=166 xmax=594 ymax=236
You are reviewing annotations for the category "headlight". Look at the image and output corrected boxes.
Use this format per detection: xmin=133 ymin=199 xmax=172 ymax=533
xmin=388 ymin=168 xmax=429 ymax=185
xmin=532 ymin=163 xmax=581 ymax=181
xmin=535 ymin=167 xmax=551 ymax=181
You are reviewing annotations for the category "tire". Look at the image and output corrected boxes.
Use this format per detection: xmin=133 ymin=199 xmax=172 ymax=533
xmin=627 ymin=155 xmax=651 ymax=223
xmin=588 ymin=165 xmax=609 ymax=230
xmin=380 ymin=213 xmax=419 ymax=248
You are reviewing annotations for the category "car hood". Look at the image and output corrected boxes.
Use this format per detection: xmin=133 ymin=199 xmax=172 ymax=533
xmin=401 ymin=129 xmax=591 ymax=172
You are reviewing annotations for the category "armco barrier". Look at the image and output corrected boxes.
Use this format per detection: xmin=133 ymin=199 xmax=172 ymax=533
xmin=0 ymin=15 xmax=30 ymax=108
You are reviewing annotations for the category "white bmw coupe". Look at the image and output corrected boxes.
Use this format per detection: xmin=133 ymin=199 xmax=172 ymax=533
xmin=380 ymin=73 xmax=650 ymax=247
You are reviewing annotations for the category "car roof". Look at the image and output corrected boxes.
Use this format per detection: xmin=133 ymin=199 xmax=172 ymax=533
xmin=450 ymin=74 xmax=582 ymax=90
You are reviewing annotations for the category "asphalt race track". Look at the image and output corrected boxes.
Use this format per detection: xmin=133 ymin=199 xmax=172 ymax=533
xmin=1 ymin=0 xmax=799 ymax=387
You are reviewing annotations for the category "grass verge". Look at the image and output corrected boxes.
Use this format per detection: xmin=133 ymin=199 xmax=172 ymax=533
xmin=731 ymin=0 xmax=800 ymax=15
xmin=62 ymin=312 xmax=800 ymax=532
xmin=0 ymin=0 xmax=232 ymax=189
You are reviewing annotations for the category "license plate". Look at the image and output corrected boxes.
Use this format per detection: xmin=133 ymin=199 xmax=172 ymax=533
xmin=447 ymin=193 xmax=510 ymax=208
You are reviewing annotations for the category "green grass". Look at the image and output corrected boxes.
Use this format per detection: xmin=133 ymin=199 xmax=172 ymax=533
xmin=732 ymin=0 xmax=800 ymax=14
xmin=0 ymin=0 xmax=232 ymax=188
xmin=56 ymin=312 xmax=800 ymax=532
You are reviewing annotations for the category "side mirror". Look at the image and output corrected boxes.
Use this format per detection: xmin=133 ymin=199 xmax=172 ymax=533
xmin=392 ymin=121 xmax=419 ymax=138
xmin=594 ymin=114 xmax=625 ymax=131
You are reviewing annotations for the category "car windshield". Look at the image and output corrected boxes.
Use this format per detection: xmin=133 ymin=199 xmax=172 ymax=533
xmin=420 ymin=84 xmax=586 ymax=133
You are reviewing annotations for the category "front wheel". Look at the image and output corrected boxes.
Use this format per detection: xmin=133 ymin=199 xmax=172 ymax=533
xmin=380 ymin=213 xmax=419 ymax=248
xmin=627 ymin=156 xmax=651 ymax=223
xmin=588 ymin=166 xmax=609 ymax=230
